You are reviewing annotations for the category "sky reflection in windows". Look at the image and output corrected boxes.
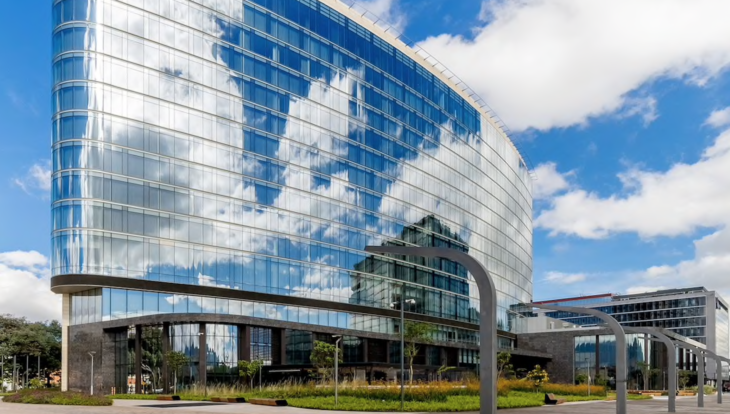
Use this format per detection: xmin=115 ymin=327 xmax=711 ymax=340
xmin=53 ymin=0 xmax=534 ymax=335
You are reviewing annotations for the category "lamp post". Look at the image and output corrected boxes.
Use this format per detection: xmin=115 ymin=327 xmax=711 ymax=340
xmin=196 ymin=332 xmax=206 ymax=398
xmin=333 ymin=335 xmax=342 ymax=406
xmin=391 ymin=288 xmax=415 ymax=412
xmin=88 ymin=352 xmax=96 ymax=395
xmin=585 ymin=358 xmax=591 ymax=396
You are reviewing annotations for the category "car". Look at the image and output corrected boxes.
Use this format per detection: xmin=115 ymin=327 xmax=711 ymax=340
xmin=723 ymin=382 xmax=730 ymax=393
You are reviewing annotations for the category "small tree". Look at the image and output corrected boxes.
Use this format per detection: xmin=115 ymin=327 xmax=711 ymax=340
xmin=310 ymin=341 xmax=341 ymax=382
xmin=238 ymin=360 xmax=263 ymax=390
xmin=575 ymin=373 xmax=588 ymax=385
xmin=404 ymin=322 xmax=434 ymax=384
xmin=637 ymin=362 xmax=653 ymax=390
xmin=678 ymin=370 xmax=692 ymax=390
xmin=165 ymin=351 xmax=189 ymax=394
xmin=526 ymin=365 xmax=549 ymax=392
xmin=437 ymin=365 xmax=455 ymax=381
xmin=497 ymin=352 xmax=513 ymax=379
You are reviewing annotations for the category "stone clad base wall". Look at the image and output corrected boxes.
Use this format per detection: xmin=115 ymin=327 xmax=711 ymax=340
xmin=517 ymin=328 xmax=612 ymax=385
xmin=66 ymin=323 xmax=116 ymax=394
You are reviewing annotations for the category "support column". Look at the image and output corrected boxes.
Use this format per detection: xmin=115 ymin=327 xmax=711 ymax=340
xmin=162 ymin=323 xmax=170 ymax=393
xmin=386 ymin=341 xmax=392 ymax=363
xmin=134 ymin=325 xmax=142 ymax=394
xmin=679 ymin=350 xmax=684 ymax=372
xmin=198 ymin=323 xmax=206 ymax=390
xmin=362 ymin=338 xmax=369 ymax=363
xmin=239 ymin=325 xmax=251 ymax=362
xmin=279 ymin=329 xmax=287 ymax=365
xmin=61 ymin=294 xmax=70 ymax=392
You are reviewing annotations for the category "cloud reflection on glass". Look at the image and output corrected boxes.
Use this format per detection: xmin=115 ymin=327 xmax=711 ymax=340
xmin=52 ymin=0 xmax=532 ymax=341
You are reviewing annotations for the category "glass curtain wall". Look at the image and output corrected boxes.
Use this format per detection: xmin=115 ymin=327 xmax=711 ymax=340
xmin=141 ymin=326 xmax=165 ymax=393
xmin=113 ymin=327 xmax=135 ymax=394
xmin=206 ymin=324 xmax=238 ymax=384
xmin=170 ymin=324 xmax=201 ymax=388
xmin=574 ymin=334 xmax=648 ymax=389
xmin=251 ymin=327 xmax=272 ymax=364
xmin=52 ymin=0 xmax=533 ymax=345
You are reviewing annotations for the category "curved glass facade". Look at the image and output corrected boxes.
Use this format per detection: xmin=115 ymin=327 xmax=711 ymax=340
xmin=52 ymin=0 xmax=532 ymax=341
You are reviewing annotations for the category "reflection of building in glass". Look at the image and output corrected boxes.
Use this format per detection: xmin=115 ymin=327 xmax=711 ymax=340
xmin=51 ymin=0 xmax=533 ymax=392
xmin=515 ymin=287 xmax=730 ymax=387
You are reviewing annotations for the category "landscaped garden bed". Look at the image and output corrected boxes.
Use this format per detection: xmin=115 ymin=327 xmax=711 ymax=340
xmin=2 ymin=389 xmax=113 ymax=406
xmin=107 ymin=379 xmax=612 ymax=411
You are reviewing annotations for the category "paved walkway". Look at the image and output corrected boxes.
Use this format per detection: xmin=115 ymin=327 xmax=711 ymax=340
xmin=1 ymin=396 xmax=728 ymax=413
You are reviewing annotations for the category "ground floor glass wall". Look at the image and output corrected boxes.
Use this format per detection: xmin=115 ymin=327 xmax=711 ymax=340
xmin=110 ymin=320 xmax=483 ymax=392
xmin=574 ymin=334 xmax=650 ymax=390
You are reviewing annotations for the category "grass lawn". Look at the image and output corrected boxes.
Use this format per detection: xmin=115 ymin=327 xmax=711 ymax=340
xmin=605 ymin=393 xmax=654 ymax=401
xmin=286 ymin=392 xmax=606 ymax=411
xmin=109 ymin=392 xmax=609 ymax=411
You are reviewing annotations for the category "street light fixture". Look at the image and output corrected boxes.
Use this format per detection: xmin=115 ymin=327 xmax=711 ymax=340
xmin=333 ymin=335 xmax=342 ymax=406
xmin=88 ymin=352 xmax=96 ymax=395
xmin=196 ymin=332 xmax=206 ymax=398
xmin=390 ymin=290 xmax=416 ymax=412
xmin=585 ymin=357 xmax=591 ymax=396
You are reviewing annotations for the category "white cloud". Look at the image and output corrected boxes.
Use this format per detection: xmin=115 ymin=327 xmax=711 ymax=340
xmin=342 ymin=0 xmax=407 ymax=33
xmin=624 ymin=285 xmax=669 ymax=295
xmin=0 ymin=251 xmax=60 ymax=322
xmin=536 ymin=127 xmax=730 ymax=239
xmin=617 ymin=96 xmax=659 ymax=126
xmin=544 ymin=271 xmax=586 ymax=285
xmin=532 ymin=162 xmax=570 ymax=200
xmin=628 ymin=226 xmax=730 ymax=297
xmin=14 ymin=160 xmax=52 ymax=195
xmin=705 ymin=107 xmax=730 ymax=128
xmin=0 ymin=251 xmax=48 ymax=268
xmin=417 ymin=0 xmax=730 ymax=131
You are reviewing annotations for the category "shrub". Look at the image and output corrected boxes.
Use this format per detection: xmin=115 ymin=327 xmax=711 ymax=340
xmin=496 ymin=379 xmax=511 ymax=397
xmin=689 ymin=385 xmax=716 ymax=395
xmin=3 ymin=389 xmax=112 ymax=406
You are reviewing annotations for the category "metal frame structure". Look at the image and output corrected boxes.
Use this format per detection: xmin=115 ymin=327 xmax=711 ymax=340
xmin=673 ymin=339 xmax=729 ymax=406
xmin=529 ymin=304 xmax=627 ymax=414
xmin=622 ymin=327 xmax=677 ymax=412
xmin=364 ymin=246 xmax=497 ymax=414
xmin=673 ymin=340 xmax=706 ymax=407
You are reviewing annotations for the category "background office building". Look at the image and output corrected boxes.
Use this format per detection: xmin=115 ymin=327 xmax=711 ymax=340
xmin=50 ymin=0 xmax=533 ymax=393
xmin=515 ymin=287 xmax=730 ymax=388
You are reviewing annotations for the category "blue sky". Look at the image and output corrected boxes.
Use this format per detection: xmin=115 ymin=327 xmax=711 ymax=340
xmin=2 ymin=0 xmax=730 ymax=320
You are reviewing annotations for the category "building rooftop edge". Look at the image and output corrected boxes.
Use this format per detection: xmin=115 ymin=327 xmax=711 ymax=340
xmin=532 ymin=293 xmax=614 ymax=305
xmin=318 ymin=0 xmax=531 ymax=174
xmin=533 ymin=286 xmax=718 ymax=306
xmin=613 ymin=286 xmax=709 ymax=300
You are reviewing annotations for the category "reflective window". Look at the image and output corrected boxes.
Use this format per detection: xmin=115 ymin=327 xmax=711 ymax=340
xmin=53 ymin=0 xmax=535 ymax=345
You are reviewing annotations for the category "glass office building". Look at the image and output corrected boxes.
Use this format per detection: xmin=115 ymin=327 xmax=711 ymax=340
xmin=51 ymin=0 xmax=533 ymax=392
xmin=522 ymin=287 xmax=730 ymax=385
